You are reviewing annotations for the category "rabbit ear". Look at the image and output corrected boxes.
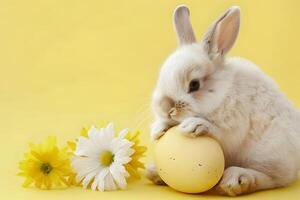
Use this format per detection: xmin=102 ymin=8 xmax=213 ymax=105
xmin=173 ymin=5 xmax=197 ymax=46
xmin=201 ymin=6 xmax=240 ymax=60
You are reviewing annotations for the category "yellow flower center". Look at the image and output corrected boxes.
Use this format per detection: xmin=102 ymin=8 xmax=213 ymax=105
xmin=99 ymin=151 xmax=114 ymax=166
xmin=40 ymin=163 xmax=52 ymax=175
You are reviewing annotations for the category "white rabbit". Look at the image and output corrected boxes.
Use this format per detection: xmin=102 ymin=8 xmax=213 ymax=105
xmin=147 ymin=5 xmax=300 ymax=196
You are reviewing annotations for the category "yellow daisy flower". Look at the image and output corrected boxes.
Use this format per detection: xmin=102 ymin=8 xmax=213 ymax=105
xmin=18 ymin=136 xmax=73 ymax=189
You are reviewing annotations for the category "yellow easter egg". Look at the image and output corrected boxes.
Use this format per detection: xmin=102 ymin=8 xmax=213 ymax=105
xmin=154 ymin=127 xmax=225 ymax=193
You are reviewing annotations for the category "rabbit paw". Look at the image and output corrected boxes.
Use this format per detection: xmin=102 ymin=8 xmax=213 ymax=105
xmin=179 ymin=117 xmax=211 ymax=137
xmin=146 ymin=163 xmax=166 ymax=185
xmin=150 ymin=121 xmax=170 ymax=140
xmin=217 ymin=167 xmax=255 ymax=196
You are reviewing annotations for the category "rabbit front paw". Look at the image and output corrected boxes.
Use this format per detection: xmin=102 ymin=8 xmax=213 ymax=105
xmin=150 ymin=121 xmax=170 ymax=140
xmin=179 ymin=117 xmax=211 ymax=137
xmin=146 ymin=163 xmax=166 ymax=185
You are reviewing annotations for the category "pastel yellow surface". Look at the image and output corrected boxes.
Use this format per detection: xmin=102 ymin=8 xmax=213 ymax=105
xmin=0 ymin=0 xmax=299 ymax=199
xmin=155 ymin=128 xmax=224 ymax=193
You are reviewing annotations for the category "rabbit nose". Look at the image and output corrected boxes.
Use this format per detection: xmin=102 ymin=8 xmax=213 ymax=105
xmin=175 ymin=101 xmax=185 ymax=108
xmin=168 ymin=101 xmax=186 ymax=117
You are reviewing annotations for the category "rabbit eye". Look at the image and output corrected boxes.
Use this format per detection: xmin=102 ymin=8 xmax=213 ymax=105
xmin=188 ymin=79 xmax=200 ymax=93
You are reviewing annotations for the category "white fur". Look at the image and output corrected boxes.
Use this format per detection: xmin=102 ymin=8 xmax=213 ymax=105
xmin=148 ymin=5 xmax=300 ymax=196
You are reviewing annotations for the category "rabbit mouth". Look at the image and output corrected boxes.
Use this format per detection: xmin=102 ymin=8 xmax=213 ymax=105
xmin=168 ymin=101 xmax=187 ymax=118
xmin=168 ymin=107 xmax=179 ymax=118
xmin=168 ymin=103 xmax=196 ymax=122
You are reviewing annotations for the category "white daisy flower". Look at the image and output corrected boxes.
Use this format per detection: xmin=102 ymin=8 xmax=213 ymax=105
xmin=71 ymin=123 xmax=134 ymax=191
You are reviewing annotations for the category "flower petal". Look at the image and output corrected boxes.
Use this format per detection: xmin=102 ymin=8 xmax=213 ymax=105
xmin=74 ymin=137 xmax=98 ymax=156
xmin=110 ymin=164 xmax=127 ymax=189
xmin=71 ymin=156 xmax=100 ymax=182
xmin=82 ymin=168 xmax=100 ymax=189
xmin=104 ymin=173 xmax=117 ymax=191
xmin=116 ymin=156 xmax=132 ymax=165
xmin=119 ymin=128 xmax=130 ymax=138
xmin=111 ymin=138 xmax=133 ymax=155
xmin=115 ymin=148 xmax=134 ymax=159
xmin=88 ymin=126 xmax=100 ymax=141
xmin=96 ymin=168 xmax=109 ymax=191
xmin=105 ymin=123 xmax=115 ymax=139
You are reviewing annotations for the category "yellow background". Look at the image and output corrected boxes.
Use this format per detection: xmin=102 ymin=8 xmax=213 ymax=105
xmin=0 ymin=0 xmax=300 ymax=199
